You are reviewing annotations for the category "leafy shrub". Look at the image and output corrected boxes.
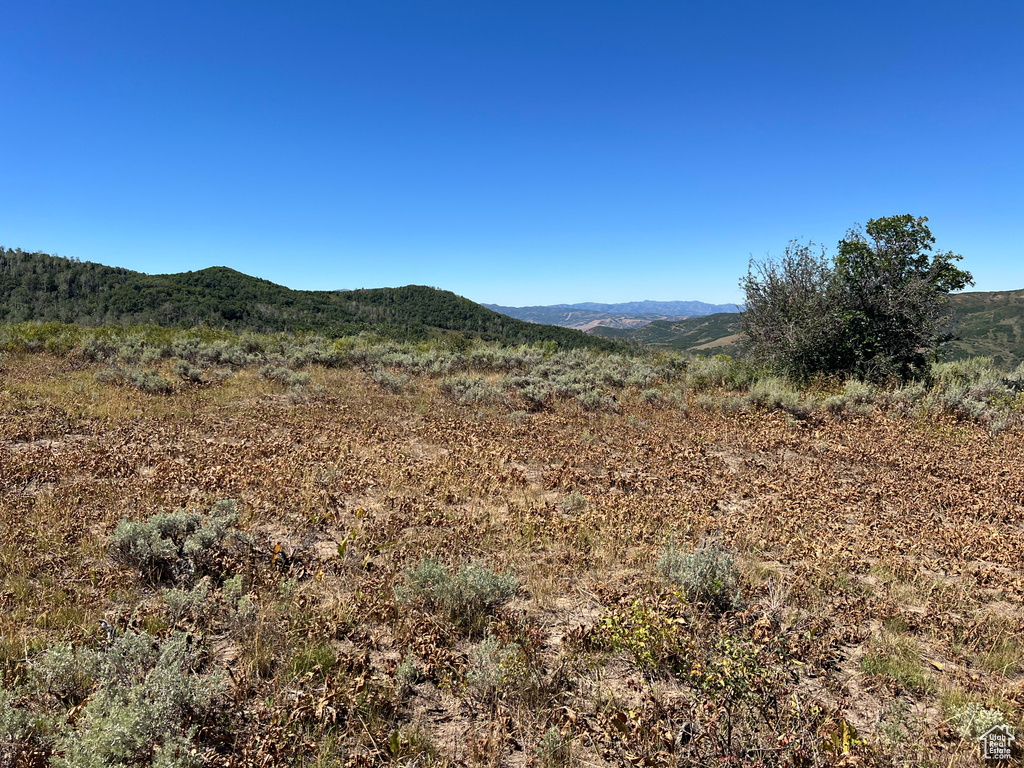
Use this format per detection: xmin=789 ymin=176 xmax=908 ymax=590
xmin=742 ymin=216 xmax=972 ymax=381
xmin=109 ymin=500 xmax=242 ymax=584
xmin=404 ymin=559 xmax=518 ymax=636
xmin=658 ymin=539 xmax=741 ymax=614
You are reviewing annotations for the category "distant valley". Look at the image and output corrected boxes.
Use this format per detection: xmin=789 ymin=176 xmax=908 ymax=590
xmin=483 ymin=300 xmax=740 ymax=332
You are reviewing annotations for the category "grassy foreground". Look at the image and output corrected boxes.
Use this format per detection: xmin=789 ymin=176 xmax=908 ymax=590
xmin=1 ymin=332 xmax=1022 ymax=766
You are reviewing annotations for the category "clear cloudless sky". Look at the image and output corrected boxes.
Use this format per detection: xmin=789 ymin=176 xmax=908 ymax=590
xmin=2 ymin=1 xmax=1022 ymax=305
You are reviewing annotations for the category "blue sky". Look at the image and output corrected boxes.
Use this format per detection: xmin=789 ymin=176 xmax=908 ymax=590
xmin=2 ymin=1 xmax=1022 ymax=305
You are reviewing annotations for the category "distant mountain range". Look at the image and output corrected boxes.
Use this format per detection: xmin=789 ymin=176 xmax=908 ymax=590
xmin=590 ymin=289 xmax=1024 ymax=368
xmin=483 ymin=300 xmax=740 ymax=331
xmin=0 ymin=248 xmax=617 ymax=350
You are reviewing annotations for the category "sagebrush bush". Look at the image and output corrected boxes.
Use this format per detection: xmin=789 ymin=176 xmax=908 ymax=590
xmin=109 ymin=500 xmax=242 ymax=584
xmin=0 ymin=687 xmax=33 ymax=749
xmin=30 ymin=642 xmax=95 ymax=706
xmin=163 ymin=577 xmax=215 ymax=624
xmin=438 ymin=375 xmax=504 ymax=405
xmin=94 ymin=366 xmax=126 ymax=385
xmin=950 ymin=702 xmax=1008 ymax=740
xmin=465 ymin=634 xmax=528 ymax=706
xmin=129 ymin=369 xmax=174 ymax=394
xmin=575 ymin=387 xmax=617 ymax=412
xmin=685 ymin=355 xmax=754 ymax=391
xmin=259 ymin=365 xmax=310 ymax=388
xmin=52 ymin=632 xmax=222 ymax=768
xmin=404 ymin=559 xmax=518 ymax=636
xmin=745 ymin=377 xmax=805 ymax=415
xmin=174 ymin=359 xmax=204 ymax=383
xmin=369 ymin=368 xmax=408 ymax=392
xmin=535 ymin=726 xmax=572 ymax=768
xmin=658 ymin=539 xmax=740 ymax=613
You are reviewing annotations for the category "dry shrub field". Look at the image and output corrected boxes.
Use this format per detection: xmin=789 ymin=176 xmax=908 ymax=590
xmin=1 ymin=349 xmax=1022 ymax=767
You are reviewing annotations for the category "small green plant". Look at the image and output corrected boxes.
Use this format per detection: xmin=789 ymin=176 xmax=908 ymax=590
xmin=287 ymin=641 xmax=337 ymax=680
xmin=597 ymin=600 xmax=693 ymax=676
xmin=535 ymin=726 xmax=572 ymax=768
xmin=558 ymin=492 xmax=587 ymax=515
xmin=404 ymin=559 xmax=518 ymax=636
xmin=860 ymin=633 xmax=935 ymax=694
xmin=394 ymin=657 xmax=422 ymax=698
xmin=657 ymin=539 xmax=741 ymax=613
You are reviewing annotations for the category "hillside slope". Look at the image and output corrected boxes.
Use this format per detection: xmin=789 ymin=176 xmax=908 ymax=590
xmin=942 ymin=289 xmax=1024 ymax=368
xmin=592 ymin=311 xmax=744 ymax=355
xmin=0 ymin=248 xmax=617 ymax=349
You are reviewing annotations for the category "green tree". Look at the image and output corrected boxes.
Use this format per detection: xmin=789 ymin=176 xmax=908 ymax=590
xmin=741 ymin=215 xmax=973 ymax=381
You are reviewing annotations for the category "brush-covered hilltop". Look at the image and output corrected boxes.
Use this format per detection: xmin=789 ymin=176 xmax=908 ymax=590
xmin=590 ymin=290 xmax=1024 ymax=368
xmin=0 ymin=248 xmax=617 ymax=350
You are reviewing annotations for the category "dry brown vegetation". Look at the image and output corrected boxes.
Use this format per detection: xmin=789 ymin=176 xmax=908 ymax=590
xmin=1 ymin=347 xmax=1022 ymax=766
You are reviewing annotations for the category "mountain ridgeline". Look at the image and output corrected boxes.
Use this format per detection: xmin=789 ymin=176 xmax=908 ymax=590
xmin=0 ymin=248 xmax=618 ymax=350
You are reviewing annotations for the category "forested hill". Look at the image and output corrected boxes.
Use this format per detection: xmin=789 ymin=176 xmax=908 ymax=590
xmin=0 ymin=248 xmax=617 ymax=349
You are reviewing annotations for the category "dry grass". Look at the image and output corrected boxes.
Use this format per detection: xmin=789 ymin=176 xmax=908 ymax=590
xmin=1 ymin=350 xmax=1022 ymax=766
